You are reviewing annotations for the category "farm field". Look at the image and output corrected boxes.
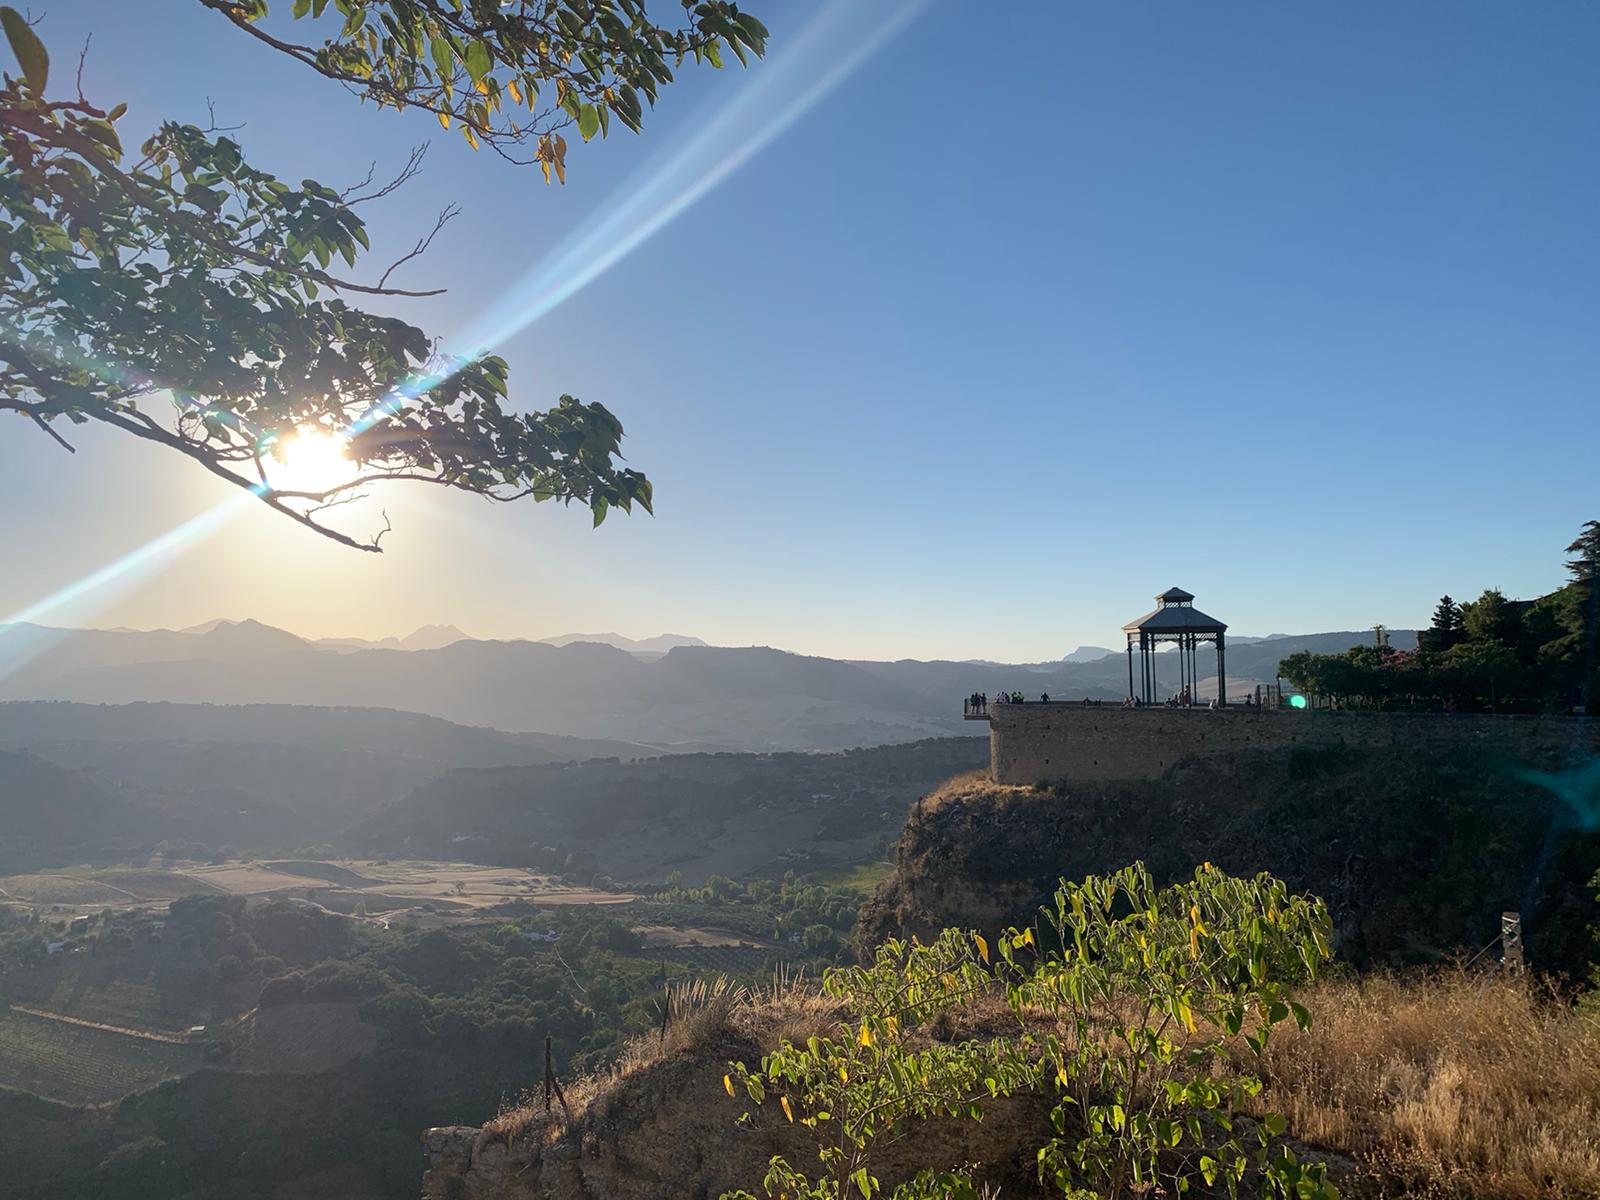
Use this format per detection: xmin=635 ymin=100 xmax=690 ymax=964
xmin=0 ymin=1008 xmax=204 ymax=1104
xmin=20 ymin=976 xmax=196 ymax=1035
xmin=1 ymin=858 xmax=634 ymax=925
xmin=184 ymin=858 xmax=636 ymax=915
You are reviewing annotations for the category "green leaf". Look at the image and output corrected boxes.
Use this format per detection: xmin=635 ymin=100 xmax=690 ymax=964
xmin=464 ymin=39 xmax=492 ymax=82
xmin=430 ymin=36 xmax=453 ymax=78
xmin=2 ymin=6 xmax=49 ymax=94
xmin=577 ymin=103 xmax=600 ymax=141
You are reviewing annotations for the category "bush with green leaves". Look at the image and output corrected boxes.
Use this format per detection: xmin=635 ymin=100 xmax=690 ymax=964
xmin=725 ymin=927 xmax=1031 ymax=1200
xmin=725 ymin=864 xmax=1338 ymax=1200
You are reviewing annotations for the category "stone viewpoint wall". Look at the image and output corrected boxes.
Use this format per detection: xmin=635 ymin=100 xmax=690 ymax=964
xmin=987 ymin=705 xmax=1599 ymax=786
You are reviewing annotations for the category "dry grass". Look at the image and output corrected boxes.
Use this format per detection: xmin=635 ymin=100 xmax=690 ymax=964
xmin=483 ymin=964 xmax=1600 ymax=1199
xmin=485 ymin=967 xmax=840 ymax=1146
xmin=1245 ymin=970 xmax=1600 ymax=1199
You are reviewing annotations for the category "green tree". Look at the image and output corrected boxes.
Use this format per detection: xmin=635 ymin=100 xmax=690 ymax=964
xmin=1460 ymin=588 xmax=1522 ymax=647
xmin=0 ymin=1 xmax=766 ymax=550
xmin=1566 ymin=520 xmax=1600 ymax=588
xmin=1419 ymin=595 xmax=1466 ymax=653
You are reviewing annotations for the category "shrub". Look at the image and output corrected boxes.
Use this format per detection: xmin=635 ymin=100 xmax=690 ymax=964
xmin=725 ymin=864 xmax=1336 ymax=1200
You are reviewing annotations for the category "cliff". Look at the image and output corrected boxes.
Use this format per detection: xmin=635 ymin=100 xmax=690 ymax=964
xmin=858 ymin=740 xmax=1600 ymax=974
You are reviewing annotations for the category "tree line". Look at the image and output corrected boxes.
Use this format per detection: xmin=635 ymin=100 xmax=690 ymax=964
xmin=1278 ymin=521 xmax=1599 ymax=712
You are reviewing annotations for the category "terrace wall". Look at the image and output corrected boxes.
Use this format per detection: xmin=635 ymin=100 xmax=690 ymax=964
xmin=986 ymin=704 xmax=1599 ymax=786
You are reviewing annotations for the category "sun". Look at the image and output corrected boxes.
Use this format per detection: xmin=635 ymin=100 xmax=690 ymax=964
xmin=268 ymin=428 xmax=355 ymax=495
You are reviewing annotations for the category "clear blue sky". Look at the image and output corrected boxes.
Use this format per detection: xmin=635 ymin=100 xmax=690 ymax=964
xmin=3 ymin=1 xmax=1596 ymax=660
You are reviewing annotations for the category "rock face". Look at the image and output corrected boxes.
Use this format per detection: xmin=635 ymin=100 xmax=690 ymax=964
xmin=858 ymin=742 xmax=1600 ymax=975
xmin=983 ymin=704 xmax=1600 ymax=787
xmin=421 ymin=1020 xmax=1051 ymax=1200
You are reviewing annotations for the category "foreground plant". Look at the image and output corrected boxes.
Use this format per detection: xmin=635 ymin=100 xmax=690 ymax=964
xmin=724 ymin=864 xmax=1338 ymax=1200
xmin=1001 ymin=863 xmax=1336 ymax=1199
xmin=725 ymin=927 xmax=1029 ymax=1200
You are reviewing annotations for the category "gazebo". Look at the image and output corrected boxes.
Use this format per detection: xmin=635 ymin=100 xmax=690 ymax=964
xmin=1122 ymin=587 xmax=1228 ymax=705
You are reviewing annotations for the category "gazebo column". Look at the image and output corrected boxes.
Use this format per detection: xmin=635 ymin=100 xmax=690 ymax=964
xmin=1126 ymin=639 xmax=1134 ymax=701
xmin=1216 ymin=632 xmax=1227 ymax=706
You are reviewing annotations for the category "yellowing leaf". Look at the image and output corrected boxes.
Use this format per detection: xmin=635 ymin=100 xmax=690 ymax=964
xmin=858 ymin=1022 xmax=873 ymax=1048
xmin=780 ymin=1095 xmax=794 ymax=1123
xmin=839 ymin=1066 xmax=848 ymax=1083
xmin=463 ymin=126 xmax=479 ymax=150
xmin=437 ymin=111 xmax=450 ymax=130
xmin=723 ymin=1074 xmax=734 ymax=1097
xmin=1056 ymin=1063 xmax=1069 ymax=1087
xmin=974 ymin=933 xmax=989 ymax=965
xmin=507 ymin=78 xmax=522 ymax=104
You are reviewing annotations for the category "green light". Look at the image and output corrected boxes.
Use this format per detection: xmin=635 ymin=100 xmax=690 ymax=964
xmin=1289 ymin=695 xmax=1308 ymax=710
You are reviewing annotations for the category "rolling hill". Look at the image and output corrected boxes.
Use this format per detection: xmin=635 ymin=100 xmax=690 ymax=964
xmin=0 ymin=621 xmax=1412 ymax=751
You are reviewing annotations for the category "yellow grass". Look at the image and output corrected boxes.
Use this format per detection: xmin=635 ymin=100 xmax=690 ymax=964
xmin=1248 ymin=970 xmax=1600 ymax=1199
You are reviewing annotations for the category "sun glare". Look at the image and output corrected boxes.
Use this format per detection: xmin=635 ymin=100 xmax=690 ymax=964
xmin=269 ymin=428 xmax=354 ymax=495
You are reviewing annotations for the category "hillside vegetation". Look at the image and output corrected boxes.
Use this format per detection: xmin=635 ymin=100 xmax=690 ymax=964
xmin=345 ymin=738 xmax=989 ymax=884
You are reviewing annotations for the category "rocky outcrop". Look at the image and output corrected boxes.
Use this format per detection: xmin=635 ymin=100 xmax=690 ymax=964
xmin=858 ymin=744 xmax=1600 ymax=974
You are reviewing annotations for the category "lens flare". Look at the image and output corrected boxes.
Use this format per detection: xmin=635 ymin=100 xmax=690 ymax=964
xmin=2 ymin=0 xmax=931 ymax=648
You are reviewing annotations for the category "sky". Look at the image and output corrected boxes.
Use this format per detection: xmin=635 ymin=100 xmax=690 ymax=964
xmin=2 ymin=1 xmax=1596 ymax=662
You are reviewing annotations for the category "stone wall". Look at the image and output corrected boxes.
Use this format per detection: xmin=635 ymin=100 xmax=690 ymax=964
xmin=987 ymin=704 xmax=1599 ymax=786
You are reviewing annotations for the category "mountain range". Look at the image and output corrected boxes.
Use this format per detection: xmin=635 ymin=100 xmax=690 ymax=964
xmin=0 ymin=620 xmax=1414 ymax=752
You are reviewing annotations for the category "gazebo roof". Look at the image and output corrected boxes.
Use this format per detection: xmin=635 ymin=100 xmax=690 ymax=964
xmin=1121 ymin=586 xmax=1227 ymax=634
xmin=1122 ymin=606 xmax=1227 ymax=633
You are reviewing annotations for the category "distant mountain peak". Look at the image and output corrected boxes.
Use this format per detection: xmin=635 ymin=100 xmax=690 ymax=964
xmin=194 ymin=618 xmax=313 ymax=658
xmin=540 ymin=632 xmax=708 ymax=655
xmin=401 ymin=624 xmax=470 ymax=651
xmin=1060 ymin=645 xmax=1116 ymax=663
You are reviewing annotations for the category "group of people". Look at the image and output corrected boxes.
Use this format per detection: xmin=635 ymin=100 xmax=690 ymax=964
xmin=971 ymin=689 xmax=1264 ymax=712
xmin=967 ymin=691 xmax=1025 ymax=712
xmin=968 ymin=692 xmax=1123 ymax=712
xmin=1117 ymin=689 xmax=1261 ymax=709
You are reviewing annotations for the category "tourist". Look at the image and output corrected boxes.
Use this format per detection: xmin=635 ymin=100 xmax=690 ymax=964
xmin=1041 ymin=693 xmax=1050 ymax=704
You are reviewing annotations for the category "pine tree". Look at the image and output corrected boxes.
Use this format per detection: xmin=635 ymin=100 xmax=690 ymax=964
xmin=1565 ymin=520 xmax=1600 ymax=586
xmin=1420 ymin=595 xmax=1466 ymax=653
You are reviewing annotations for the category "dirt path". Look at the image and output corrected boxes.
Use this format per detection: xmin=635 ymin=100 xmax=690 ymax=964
xmin=8 ymin=1004 xmax=192 ymax=1044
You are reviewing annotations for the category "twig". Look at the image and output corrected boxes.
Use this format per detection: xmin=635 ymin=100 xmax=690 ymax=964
xmin=75 ymin=34 xmax=92 ymax=103
xmin=345 ymin=143 xmax=429 ymax=205
xmin=378 ymin=202 xmax=459 ymax=289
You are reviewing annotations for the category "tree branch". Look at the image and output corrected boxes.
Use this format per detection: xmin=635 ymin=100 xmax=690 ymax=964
xmin=378 ymin=202 xmax=458 ymax=290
